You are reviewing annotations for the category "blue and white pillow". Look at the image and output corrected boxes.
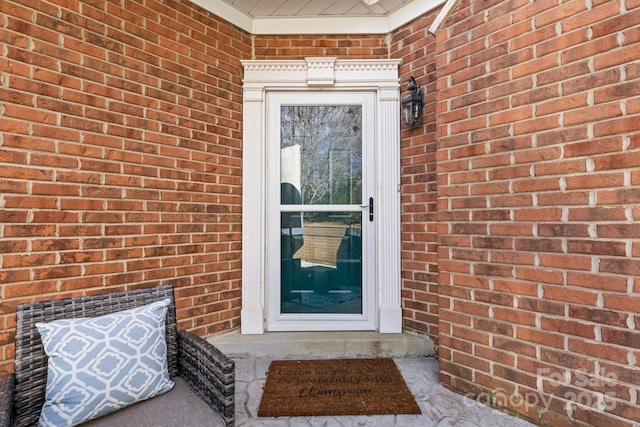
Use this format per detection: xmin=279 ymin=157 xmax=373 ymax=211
xmin=36 ymin=298 xmax=175 ymax=427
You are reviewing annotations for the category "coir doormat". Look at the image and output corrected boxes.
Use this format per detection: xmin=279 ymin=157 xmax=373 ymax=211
xmin=258 ymin=358 xmax=421 ymax=417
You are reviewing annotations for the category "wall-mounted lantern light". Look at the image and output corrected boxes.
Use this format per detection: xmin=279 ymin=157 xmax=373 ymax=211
xmin=401 ymin=76 xmax=424 ymax=128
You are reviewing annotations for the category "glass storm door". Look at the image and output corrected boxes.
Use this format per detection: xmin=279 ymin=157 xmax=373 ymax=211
xmin=266 ymin=92 xmax=376 ymax=331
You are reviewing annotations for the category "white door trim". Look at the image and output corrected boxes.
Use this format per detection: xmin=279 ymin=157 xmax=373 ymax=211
xmin=240 ymin=57 xmax=402 ymax=334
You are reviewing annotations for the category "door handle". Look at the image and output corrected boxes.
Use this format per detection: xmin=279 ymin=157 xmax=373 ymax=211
xmin=360 ymin=197 xmax=374 ymax=222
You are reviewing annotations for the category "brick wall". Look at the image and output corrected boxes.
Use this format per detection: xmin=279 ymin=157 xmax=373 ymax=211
xmin=391 ymin=13 xmax=441 ymax=339
xmin=253 ymin=34 xmax=388 ymax=59
xmin=435 ymin=1 xmax=640 ymax=426
xmin=0 ymin=0 xmax=251 ymax=372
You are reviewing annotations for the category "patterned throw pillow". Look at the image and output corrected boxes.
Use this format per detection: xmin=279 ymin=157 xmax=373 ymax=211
xmin=36 ymin=299 xmax=175 ymax=427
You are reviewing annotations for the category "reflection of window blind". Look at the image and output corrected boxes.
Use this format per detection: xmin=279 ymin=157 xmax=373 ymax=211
xmin=294 ymin=224 xmax=346 ymax=267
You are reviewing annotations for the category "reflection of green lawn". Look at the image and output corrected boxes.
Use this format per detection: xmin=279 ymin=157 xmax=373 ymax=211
xmin=281 ymin=291 xmax=362 ymax=314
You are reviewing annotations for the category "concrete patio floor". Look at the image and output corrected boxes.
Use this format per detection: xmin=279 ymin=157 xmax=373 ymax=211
xmin=209 ymin=332 xmax=537 ymax=427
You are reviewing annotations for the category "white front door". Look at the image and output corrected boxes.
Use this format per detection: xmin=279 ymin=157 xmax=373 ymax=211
xmin=240 ymin=58 xmax=402 ymax=335
xmin=266 ymin=92 xmax=377 ymax=331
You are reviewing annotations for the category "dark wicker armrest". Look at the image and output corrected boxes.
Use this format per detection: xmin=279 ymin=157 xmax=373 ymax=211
xmin=177 ymin=331 xmax=235 ymax=427
xmin=0 ymin=374 xmax=14 ymax=427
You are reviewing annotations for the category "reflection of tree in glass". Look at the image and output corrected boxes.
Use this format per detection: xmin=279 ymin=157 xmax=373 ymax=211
xmin=281 ymin=105 xmax=362 ymax=205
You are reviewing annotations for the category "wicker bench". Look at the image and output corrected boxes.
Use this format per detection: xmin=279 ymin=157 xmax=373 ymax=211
xmin=0 ymin=285 xmax=235 ymax=427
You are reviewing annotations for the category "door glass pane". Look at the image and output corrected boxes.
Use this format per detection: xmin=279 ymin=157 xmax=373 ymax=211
xmin=279 ymin=103 xmax=365 ymax=316
xmin=280 ymin=106 xmax=362 ymax=205
xmin=281 ymin=211 xmax=362 ymax=314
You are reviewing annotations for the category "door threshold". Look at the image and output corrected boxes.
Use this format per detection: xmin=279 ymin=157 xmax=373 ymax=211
xmin=206 ymin=330 xmax=435 ymax=359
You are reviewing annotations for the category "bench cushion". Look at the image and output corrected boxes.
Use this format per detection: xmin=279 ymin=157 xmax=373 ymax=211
xmin=81 ymin=377 xmax=225 ymax=427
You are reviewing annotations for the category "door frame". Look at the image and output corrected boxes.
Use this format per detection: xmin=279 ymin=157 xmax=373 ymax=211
xmin=240 ymin=57 xmax=402 ymax=334
xmin=265 ymin=91 xmax=376 ymax=331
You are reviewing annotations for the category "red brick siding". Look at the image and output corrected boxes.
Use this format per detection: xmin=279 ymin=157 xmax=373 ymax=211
xmin=253 ymin=35 xmax=388 ymax=59
xmin=391 ymin=12 xmax=441 ymax=339
xmin=435 ymin=0 xmax=640 ymax=426
xmin=0 ymin=0 xmax=251 ymax=372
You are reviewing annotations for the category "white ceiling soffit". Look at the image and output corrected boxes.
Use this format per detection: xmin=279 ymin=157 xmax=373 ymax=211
xmin=190 ymin=0 xmax=446 ymax=34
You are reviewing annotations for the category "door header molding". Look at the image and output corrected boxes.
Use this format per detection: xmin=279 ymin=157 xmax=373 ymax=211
xmin=242 ymin=57 xmax=402 ymax=89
